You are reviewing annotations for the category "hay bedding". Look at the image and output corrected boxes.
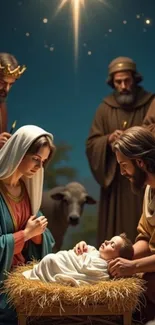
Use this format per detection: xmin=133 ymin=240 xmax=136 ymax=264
xmin=3 ymin=263 xmax=145 ymax=318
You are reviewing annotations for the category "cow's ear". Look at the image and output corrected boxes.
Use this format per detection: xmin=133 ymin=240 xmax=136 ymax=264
xmin=85 ymin=195 xmax=96 ymax=205
xmin=51 ymin=193 xmax=64 ymax=200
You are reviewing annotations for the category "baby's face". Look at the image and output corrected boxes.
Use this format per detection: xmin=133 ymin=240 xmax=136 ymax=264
xmin=99 ymin=236 xmax=124 ymax=261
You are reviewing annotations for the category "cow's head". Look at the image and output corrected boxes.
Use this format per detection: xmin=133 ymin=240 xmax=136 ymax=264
xmin=51 ymin=182 xmax=96 ymax=225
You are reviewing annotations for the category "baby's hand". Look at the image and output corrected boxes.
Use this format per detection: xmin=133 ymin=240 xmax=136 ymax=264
xmin=73 ymin=241 xmax=88 ymax=255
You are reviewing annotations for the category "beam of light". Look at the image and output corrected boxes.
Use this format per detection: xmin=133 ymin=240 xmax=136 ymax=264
xmin=55 ymin=0 xmax=107 ymax=68
xmin=56 ymin=0 xmax=85 ymax=67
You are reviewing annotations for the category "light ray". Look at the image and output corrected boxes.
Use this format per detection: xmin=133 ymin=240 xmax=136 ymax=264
xmin=57 ymin=0 xmax=68 ymax=11
xmin=55 ymin=0 xmax=107 ymax=67
xmin=56 ymin=0 xmax=85 ymax=67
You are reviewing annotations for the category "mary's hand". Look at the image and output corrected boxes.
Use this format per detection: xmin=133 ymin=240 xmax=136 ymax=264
xmin=24 ymin=215 xmax=48 ymax=241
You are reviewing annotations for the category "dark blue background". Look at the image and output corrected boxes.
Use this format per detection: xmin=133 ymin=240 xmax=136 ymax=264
xmin=1 ymin=0 xmax=155 ymax=180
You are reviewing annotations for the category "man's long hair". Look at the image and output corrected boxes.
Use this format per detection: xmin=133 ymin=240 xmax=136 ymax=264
xmin=114 ymin=126 xmax=155 ymax=174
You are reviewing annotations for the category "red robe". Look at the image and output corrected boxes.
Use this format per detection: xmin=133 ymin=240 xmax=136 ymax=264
xmin=0 ymin=101 xmax=7 ymax=133
xmin=0 ymin=181 xmax=42 ymax=266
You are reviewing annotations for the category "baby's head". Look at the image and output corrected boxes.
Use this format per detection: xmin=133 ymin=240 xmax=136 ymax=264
xmin=99 ymin=233 xmax=134 ymax=261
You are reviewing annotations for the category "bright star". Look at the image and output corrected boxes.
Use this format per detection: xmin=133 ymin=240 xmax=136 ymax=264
xmin=145 ymin=19 xmax=151 ymax=25
xmin=56 ymin=0 xmax=84 ymax=65
xmin=56 ymin=0 xmax=106 ymax=67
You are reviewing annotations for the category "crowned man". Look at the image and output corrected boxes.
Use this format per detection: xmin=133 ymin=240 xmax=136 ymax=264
xmin=0 ymin=52 xmax=26 ymax=148
xmin=86 ymin=56 xmax=155 ymax=245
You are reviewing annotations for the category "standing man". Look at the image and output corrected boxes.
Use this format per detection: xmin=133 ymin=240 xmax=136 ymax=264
xmin=86 ymin=56 xmax=155 ymax=245
xmin=0 ymin=52 xmax=26 ymax=148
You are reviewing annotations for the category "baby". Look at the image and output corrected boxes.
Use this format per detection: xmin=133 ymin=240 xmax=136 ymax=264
xmin=74 ymin=233 xmax=133 ymax=260
xmin=23 ymin=233 xmax=133 ymax=286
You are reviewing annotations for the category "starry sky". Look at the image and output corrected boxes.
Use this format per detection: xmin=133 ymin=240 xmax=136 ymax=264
xmin=1 ymin=0 xmax=155 ymax=182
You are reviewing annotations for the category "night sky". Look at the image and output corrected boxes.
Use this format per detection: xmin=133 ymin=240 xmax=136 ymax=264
xmin=1 ymin=0 xmax=155 ymax=181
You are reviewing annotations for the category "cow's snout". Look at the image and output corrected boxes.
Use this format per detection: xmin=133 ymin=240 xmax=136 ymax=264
xmin=69 ymin=215 xmax=79 ymax=226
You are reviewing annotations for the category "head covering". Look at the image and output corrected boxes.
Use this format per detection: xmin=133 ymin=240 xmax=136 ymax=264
xmin=0 ymin=125 xmax=54 ymax=214
xmin=106 ymin=56 xmax=143 ymax=87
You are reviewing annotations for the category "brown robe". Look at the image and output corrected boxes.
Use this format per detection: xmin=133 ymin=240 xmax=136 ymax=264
xmin=86 ymin=86 xmax=155 ymax=246
xmin=0 ymin=101 xmax=7 ymax=133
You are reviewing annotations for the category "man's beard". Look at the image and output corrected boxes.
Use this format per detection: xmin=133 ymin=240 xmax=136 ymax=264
xmin=114 ymin=88 xmax=136 ymax=107
xmin=124 ymin=164 xmax=147 ymax=194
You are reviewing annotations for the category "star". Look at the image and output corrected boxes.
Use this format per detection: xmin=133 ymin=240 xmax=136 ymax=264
xmin=123 ymin=20 xmax=127 ymax=24
xmin=25 ymin=32 xmax=30 ymax=37
xmin=88 ymin=51 xmax=92 ymax=55
xmin=56 ymin=0 xmax=85 ymax=62
xmin=56 ymin=0 xmax=106 ymax=65
xmin=43 ymin=18 xmax=48 ymax=24
xmin=145 ymin=19 xmax=151 ymax=25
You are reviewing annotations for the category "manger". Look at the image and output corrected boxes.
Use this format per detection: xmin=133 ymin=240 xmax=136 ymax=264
xmin=3 ymin=264 xmax=145 ymax=325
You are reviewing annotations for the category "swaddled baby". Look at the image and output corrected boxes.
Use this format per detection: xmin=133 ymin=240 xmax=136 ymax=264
xmin=23 ymin=233 xmax=133 ymax=286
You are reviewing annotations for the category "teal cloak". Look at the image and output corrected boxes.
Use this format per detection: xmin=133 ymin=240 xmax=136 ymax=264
xmin=0 ymin=195 xmax=55 ymax=312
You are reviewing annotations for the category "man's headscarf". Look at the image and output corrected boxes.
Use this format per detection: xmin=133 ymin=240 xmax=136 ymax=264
xmin=0 ymin=125 xmax=54 ymax=215
xmin=106 ymin=56 xmax=143 ymax=88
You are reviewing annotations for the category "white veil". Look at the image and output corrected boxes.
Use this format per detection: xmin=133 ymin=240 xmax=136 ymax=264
xmin=0 ymin=125 xmax=54 ymax=215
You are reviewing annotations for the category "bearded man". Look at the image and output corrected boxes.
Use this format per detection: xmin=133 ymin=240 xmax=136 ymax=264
xmin=109 ymin=126 xmax=155 ymax=322
xmin=86 ymin=56 xmax=155 ymax=245
xmin=0 ymin=53 xmax=26 ymax=148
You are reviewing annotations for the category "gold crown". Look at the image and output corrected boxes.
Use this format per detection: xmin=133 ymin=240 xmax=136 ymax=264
xmin=0 ymin=63 xmax=26 ymax=79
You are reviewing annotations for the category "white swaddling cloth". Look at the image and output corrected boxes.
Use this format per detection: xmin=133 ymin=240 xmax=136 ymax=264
xmin=23 ymin=245 xmax=109 ymax=286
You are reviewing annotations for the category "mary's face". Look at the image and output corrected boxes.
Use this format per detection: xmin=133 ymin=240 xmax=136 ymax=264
xmin=17 ymin=145 xmax=50 ymax=178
